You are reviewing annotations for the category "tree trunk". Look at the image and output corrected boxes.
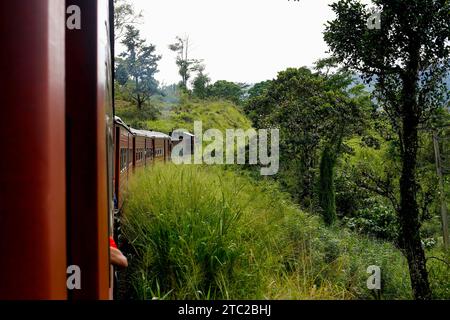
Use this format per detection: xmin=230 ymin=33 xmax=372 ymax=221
xmin=319 ymin=146 xmax=337 ymax=226
xmin=433 ymin=132 xmax=450 ymax=251
xmin=398 ymin=75 xmax=432 ymax=299
xmin=135 ymin=77 xmax=143 ymax=110
xmin=137 ymin=94 xmax=143 ymax=110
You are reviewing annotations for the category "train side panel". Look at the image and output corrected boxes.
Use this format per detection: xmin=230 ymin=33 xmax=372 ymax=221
xmin=145 ymin=138 xmax=154 ymax=166
xmin=0 ymin=0 xmax=67 ymax=300
xmin=154 ymin=138 xmax=166 ymax=163
xmin=114 ymin=124 xmax=132 ymax=210
xmin=134 ymin=136 xmax=146 ymax=169
xmin=66 ymin=0 xmax=112 ymax=300
xmin=128 ymin=135 xmax=134 ymax=171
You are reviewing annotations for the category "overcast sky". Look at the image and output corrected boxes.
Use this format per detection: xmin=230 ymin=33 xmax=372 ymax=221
xmin=127 ymin=0 xmax=350 ymax=85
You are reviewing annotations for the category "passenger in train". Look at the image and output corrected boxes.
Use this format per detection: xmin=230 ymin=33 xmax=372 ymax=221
xmin=109 ymin=236 xmax=128 ymax=268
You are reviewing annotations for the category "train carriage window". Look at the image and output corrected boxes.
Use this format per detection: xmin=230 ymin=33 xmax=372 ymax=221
xmin=146 ymin=148 xmax=153 ymax=159
xmin=147 ymin=149 xmax=153 ymax=159
xmin=137 ymin=149 xmax=144 ymax=162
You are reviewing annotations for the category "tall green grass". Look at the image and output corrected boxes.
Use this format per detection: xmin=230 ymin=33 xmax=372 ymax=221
xmin=121 ymin=164 xmax=413 ymax=300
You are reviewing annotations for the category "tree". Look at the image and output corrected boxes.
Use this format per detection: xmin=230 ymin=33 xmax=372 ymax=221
xmin=247 ymin=81 xmax=272 ymax=101
xmin=169 ymin=36 xmax=202 ymax=90
xmin=246 ymin=68 xmax=373 ymax=228
xmin=246 ymin=67 xmax=370 ymax=210
xmin=324 ymin=0 xmax=450 ymax=299
xmin=207 ymin=80 xmax=245 ymax=105
xmin=114 ymin=0 xmax=143 ymax=41
xmin=115 ymin=58 xmax=129 ymax=86
xmin=315 ymin=63 xmax=371 ymax=225
xmin=246 ymin=68 xmax=324 ymax=204
xmin=192 ymin=65 xmax=210 ymax=99
xmin=244 ymin=81 xmax=273 ymax=128
xmin=118 ymin=25 xmax=161 ymax=109
xmin=319 ymin=146 xmax=338 ymax=225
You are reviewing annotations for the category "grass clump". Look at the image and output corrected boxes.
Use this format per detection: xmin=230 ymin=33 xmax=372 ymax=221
xmin=121 ymin=164 xmax=412 ymax=300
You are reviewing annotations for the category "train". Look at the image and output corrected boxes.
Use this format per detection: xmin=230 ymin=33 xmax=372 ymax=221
xmin=114 ymin=116 xmax=173 ymax=210
xmin=0 ymin=0 xmax=193 ymax=300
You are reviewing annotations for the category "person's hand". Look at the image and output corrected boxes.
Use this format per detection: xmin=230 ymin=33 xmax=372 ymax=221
xmin=110 ymin=246 xmax=128 ymax=268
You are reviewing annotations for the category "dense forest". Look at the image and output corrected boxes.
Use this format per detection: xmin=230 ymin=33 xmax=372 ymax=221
xmin=113 ymin=0 xmax=450 ymax=300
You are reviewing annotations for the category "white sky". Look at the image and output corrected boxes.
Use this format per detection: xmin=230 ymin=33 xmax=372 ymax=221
xmin=127 ymin=0 xmax=342 ymax=85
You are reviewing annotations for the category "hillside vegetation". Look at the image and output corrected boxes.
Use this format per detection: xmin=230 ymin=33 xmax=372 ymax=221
xmin=120 ymin=164 xmax=414 ymax=300
xmin=116 ymin=95 xmax=252 ymax=134
xmin=116 ymin=92 xmax=449 ymax=300
xmin=113 ymin=0 xmax=450 ymax=299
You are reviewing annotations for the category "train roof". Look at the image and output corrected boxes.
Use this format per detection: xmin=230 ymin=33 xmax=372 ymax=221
xmin=172 ymin=130 xmax=195 ymax=137
xmin=171 ymin=130 xmax=195 ymax=141
xmin=115 ymin=116 xmax=170 ymax=139
xmin=147 ymin=131 xmax=171 ymax=139
xmin=131 ymin=128 xmax=170 ymax=139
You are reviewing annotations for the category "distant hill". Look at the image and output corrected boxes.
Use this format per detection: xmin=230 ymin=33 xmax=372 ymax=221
xmin=116 ymin=96 xmax=252 ymax=134
xmin=353 ymin=73 xmax=450 ymax=92
xmin=147 ymin=99 xmax=252 ymax=133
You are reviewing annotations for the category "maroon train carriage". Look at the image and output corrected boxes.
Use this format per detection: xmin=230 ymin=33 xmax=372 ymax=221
xmin=130 ymin=128 xmax=149 ymax=170
xmin=114 ymin=116 xmax=134 ymax=210
xmin=0 ymin=0 xmax=194 ymax=300
xmin=148 ymin=131 xmax=172 ymax=163
xmin=134 ymin=129 xmax=172 ymax=163
xmin=65 ymin=0 xmax=115 ymax=300
xmin=144 ymin=132 xmax=155 ymax=165
xmin=0 ymin=0 xmax=67 ymax=300
xmin=0 ymin=0 xmax=115 ymax=300
xmin=114 ymin=121 xmax=173 ymax=210
xmin=135 ymin=135 xmax=146 ymax=169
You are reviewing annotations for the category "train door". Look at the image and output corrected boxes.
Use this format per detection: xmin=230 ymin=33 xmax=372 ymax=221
xmin=65 ymin=0 xmax=113 ymax=300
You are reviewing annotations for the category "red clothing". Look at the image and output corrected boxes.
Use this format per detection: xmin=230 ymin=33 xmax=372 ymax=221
xmin=109 ymin=236 xmax=118 ymax=249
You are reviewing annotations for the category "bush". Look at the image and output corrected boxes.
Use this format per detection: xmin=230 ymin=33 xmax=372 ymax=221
xmin=115 ymin=99 xmax=160 ymax=125
xmin=343 ymin=201 xmax=399 ymax=242
xmin=427 ymin=249 xmax=450 ymax=299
